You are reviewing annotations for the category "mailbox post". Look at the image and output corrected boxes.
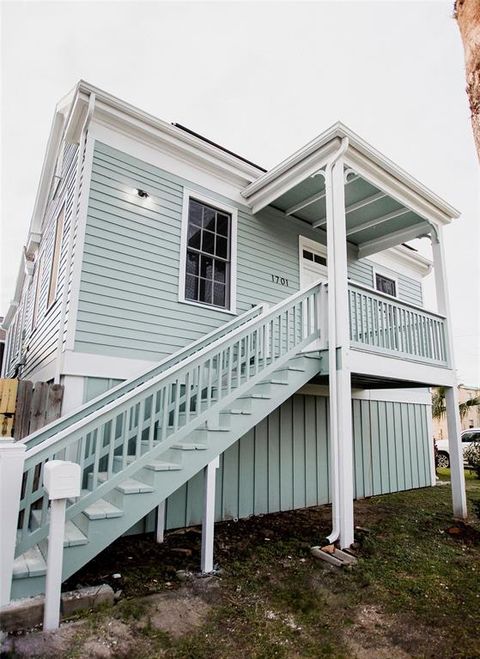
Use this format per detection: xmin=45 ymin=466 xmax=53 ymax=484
xmin=43 ymin=460 xmax=81 ymax=630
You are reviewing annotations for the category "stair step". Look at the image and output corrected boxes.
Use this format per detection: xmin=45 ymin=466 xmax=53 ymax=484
xmin=238 ymin=393 xmax=271 ymax=400
xmin=145 ymin=460 xmax=183 ymax=472
xmin=84 ymin=498 xmax=123 ymax=520
xmin=31 ymin=510 xmax=88 ymax=547
xmin=220 ymin=408 xmax=252 ymax=416
xmin=171 ymin=442 xmax=208 ymax=451
xmin=275 ymin=366 xmax=305 ymax=373
xmin=97 ymin=473 xmax=154 ymax=495
xmin=12 ymin=545 xmax=46 ymax=579
xmin=259 ymin=379 xmax=289 ymax=385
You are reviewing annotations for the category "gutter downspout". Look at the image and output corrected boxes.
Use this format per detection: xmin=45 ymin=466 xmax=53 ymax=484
xmin=323 ymin=136 xmax=349 ymax=545
xmin=54 ymin=92 xmax=96 ymax=384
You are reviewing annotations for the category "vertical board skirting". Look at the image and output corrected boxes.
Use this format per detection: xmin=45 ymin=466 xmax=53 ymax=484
xmin=79 ymin=388 xmax=431 ymax=535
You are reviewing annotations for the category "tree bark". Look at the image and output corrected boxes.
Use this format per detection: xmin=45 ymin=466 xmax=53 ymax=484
xmin=455 ymin=0 xmax=480 ymax=160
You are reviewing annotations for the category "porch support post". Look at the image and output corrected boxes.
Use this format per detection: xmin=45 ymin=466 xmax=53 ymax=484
xmin=431 ymin=227 xmax=467 ymax=518
xmin=326 ymin=150 xmax=355 ymax=549
xmin=155 ymin=500 xmax=166 ymax=544
xmin=201 ymin=456 xmax=220 ymax=573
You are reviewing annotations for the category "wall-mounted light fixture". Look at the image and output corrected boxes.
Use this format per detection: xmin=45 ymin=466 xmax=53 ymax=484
xmin=136 ymin=189 xmax=149 ymax=199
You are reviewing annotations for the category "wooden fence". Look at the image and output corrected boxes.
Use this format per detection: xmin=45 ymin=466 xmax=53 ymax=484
xmin=0 ymin=379 xmax=64 ymax=440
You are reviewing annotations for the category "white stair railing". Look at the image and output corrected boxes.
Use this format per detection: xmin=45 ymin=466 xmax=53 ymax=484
xmin=15 ymin=282 xmax=324 ymax=558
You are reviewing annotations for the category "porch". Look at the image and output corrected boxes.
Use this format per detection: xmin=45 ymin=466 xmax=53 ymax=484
xmin=241 ymin=122 xmax=467 ymax=548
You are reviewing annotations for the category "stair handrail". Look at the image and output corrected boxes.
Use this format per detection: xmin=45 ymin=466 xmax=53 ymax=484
xmin=25 ymin=281 xmax=323 ymax=462
xmin=21 ymin=303 xmax=269 ymax=450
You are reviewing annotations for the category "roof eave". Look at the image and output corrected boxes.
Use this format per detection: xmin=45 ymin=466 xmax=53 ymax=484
xmin=242 ymin=121 xmax=460 ymax=223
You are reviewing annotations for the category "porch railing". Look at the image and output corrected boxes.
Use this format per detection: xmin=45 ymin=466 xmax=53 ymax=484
xmin=348 ymin=282 xmax=449 ymax=366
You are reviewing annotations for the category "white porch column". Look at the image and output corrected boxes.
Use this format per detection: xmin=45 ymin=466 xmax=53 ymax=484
xmin=201 ymin=456 xmax=220 ymax=573
xmin=432 ymin=227 xmax=467 ymax=518
xmin=0 ymin=440 xmax=26 ymax=606
xmin=326 ymin=152 xmax=355 ymax=549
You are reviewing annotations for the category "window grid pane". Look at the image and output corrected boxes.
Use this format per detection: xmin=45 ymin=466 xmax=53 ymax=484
xmin=185 ymin=199 xmax=231 ymax=308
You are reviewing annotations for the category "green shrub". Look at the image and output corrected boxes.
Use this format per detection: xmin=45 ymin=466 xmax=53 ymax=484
xmin=464 ymin=441 xmax=480 ymax=479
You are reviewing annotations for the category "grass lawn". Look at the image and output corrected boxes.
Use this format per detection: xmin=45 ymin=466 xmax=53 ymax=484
xmin=3 ymin=471 xmax=480 ymax=658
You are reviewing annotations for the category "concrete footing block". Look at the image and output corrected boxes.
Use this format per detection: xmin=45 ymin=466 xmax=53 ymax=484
xmin=0 ymin=584 xmax=114 ymax=633
xmin=311 ymin=545 xmax=358 ymax=568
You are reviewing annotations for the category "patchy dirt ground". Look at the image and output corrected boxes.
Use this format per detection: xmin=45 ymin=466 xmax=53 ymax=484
xmin=2 ymin=472 xmax=480 ymax=658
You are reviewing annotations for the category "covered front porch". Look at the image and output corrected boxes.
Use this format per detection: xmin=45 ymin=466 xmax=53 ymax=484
xmin=241 ymin=122 xmax=467 ymax=548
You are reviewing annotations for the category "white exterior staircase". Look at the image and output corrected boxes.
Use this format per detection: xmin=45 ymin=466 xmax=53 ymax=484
xmin=10 ymin=282 xmax=326 ymax=600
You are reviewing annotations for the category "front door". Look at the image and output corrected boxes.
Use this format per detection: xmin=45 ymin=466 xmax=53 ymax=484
xmin=299 ymin=237 xmax=328 ymax=288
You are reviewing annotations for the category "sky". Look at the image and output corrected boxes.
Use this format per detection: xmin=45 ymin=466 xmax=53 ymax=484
xmin=1 ymin=0 xmax=479 ymax=384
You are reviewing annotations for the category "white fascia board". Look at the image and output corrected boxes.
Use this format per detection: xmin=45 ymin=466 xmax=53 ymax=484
xmin=76 ymin=80 xmax=264 ymax=182
xmin=368 ymin=245 xmax=432 ymax=279
xmin=357 ymin=223 xmax=433 ymax=260
xmin=242 ymin=121 xmax=459 ymax=223
xmin=92 ymin=104 xmax=258 ymax=190
xmin=349 ymin=349 xmax=457 ymax=387
xmin=244 ymin=139 xmax=341 ymax=215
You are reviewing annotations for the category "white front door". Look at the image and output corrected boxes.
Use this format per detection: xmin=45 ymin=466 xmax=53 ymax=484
xmin=299 ymin=237 xmax=328 ymax=289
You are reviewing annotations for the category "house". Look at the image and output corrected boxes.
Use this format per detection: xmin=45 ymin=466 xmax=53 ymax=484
xmin=433 ymin=385 xmax=480 ymax=438
xmin=0 ymin=81 xmax=467 ymax=606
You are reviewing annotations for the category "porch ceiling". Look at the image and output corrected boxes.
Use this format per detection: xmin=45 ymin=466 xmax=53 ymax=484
xmin=241 ymin=123 xmax=459 ymax=259
xmin=271 ymin=171 xmax=432 ymax=258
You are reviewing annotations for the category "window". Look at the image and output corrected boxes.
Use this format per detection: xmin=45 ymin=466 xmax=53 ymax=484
xmin=47 ymin=206 xmax=65 ymax=309
xmin=183 ymin=198 xmax=231 ymax=309
xmin=303 ymin=249 xmax=327 ymax=267
xmin=375 ymin=273 xmax=397 ymax=297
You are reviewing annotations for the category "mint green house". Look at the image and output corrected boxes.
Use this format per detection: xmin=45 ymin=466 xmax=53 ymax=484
xmin=0 ymin=81 xmax=467 ymax=606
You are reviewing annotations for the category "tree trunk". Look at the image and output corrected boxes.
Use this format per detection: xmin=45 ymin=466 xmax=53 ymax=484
xmin=455 ymin=0 xmax=480 ymax=160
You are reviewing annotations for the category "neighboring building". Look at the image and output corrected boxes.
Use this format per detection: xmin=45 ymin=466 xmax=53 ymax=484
xmin=433 ymin=385 xmax=480 ymax=438
xmin=0 ymin=82 xmax=467 ymax=605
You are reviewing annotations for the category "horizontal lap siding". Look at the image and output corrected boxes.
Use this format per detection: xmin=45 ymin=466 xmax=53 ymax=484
xmin=4 ymin=145 xmax=79 ymax=379
xmin=75 ymin=141 xmax=424 ymax=361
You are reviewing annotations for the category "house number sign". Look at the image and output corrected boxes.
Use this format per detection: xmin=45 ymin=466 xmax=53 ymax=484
xmin=271 ymin=274 xmax=289 ymax=287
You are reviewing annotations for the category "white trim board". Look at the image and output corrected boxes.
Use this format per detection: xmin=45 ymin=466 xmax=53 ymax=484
xmin=299 ymin=384 xmax=431 ymax=405
xmin=62 ymin=350 xmax=155 ymax=380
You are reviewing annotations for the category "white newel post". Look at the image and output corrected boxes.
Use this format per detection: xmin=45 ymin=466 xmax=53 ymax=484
xmin=0 ymin=440 xmax=26 ymax=607
xmin=431 ymin=227 xmax=467 ymax=519
xmin=201 ymin=456 xmax=220 ymax=573
xmin=43 ymin=460 xmax=81 ymax=630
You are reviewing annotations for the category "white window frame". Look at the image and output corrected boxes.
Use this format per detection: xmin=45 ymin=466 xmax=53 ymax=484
xmin=178 ymin=189 xmax=237 ymax=315
xmin=372 ymin=267 xmax=398 ymax=298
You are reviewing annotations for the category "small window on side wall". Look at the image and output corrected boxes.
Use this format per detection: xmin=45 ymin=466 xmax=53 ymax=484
xmin=375 ymin=273 xmax=397 ymax=297
xmin=184 ymin=198 xmax=232 ymax=310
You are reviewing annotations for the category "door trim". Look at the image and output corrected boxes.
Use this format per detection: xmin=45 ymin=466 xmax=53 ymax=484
xmin=299 ymin=235 xmax=328 ymax=289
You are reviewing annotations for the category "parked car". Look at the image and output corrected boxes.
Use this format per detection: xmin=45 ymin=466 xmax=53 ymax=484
xmin=435 ymin=428 xmax=480 ymax=468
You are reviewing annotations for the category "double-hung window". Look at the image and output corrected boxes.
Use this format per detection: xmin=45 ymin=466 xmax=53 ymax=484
xmin=184 ymin=197 xmax=232 ymax=310
xmin=375 ymin=273 xmax=397 ymax=297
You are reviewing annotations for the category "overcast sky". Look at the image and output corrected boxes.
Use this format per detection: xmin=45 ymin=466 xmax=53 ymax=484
xmin=1 ymin=0 xmax=479 ymax=384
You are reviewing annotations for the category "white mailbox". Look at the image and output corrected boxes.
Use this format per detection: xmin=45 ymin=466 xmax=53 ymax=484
xmin=43 ymin=460 xmax=81 ymax=500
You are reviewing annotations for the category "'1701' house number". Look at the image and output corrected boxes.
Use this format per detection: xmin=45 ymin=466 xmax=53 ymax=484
xmin=271 ymin=274 xmax=289 ymax=286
